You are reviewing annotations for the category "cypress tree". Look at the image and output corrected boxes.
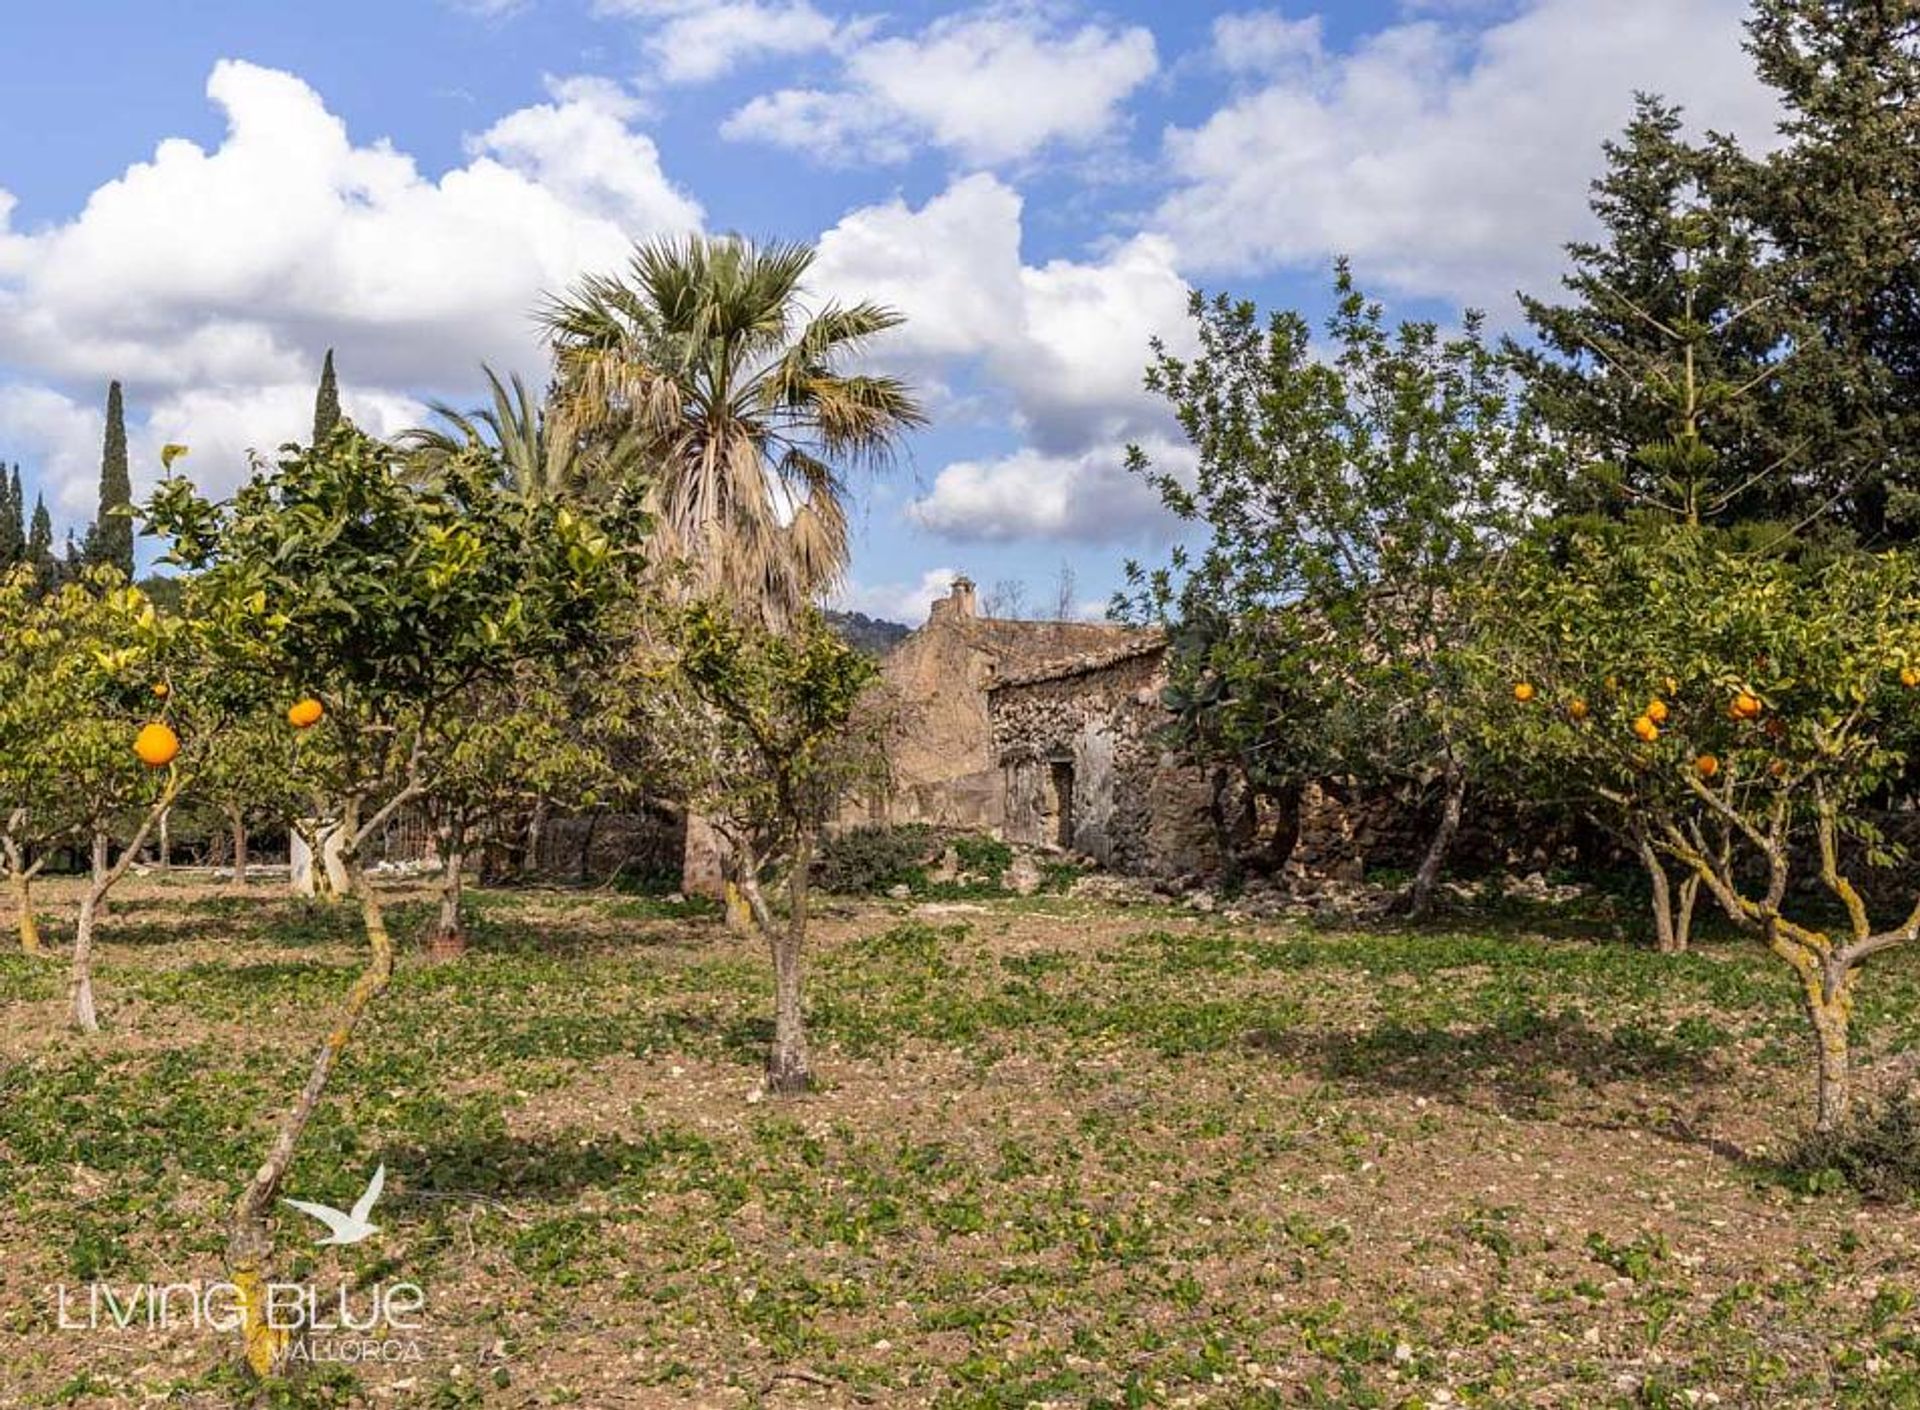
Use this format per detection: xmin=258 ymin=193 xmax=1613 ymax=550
xmin=313 ymin=349 xmax=342 ymax=445
xmin=92 ymin=380 xmax=135 ymax=577
xmin=26 ymin=493 xmax=53 ymax=592
xmin=0 ymin=466 xmax=21 ymax=566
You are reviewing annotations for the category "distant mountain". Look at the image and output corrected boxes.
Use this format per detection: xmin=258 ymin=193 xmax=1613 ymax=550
xmin=827 ymin=609 xmax=911 ymax=657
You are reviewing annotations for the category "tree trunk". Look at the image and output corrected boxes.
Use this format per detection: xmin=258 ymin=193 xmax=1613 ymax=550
xmin=1675 ymin=873 xmax=1699 ymax=952
xmin=577 ymin=813 xmax=600 ymax=884
xmin=158 ymin=807 xmax=171 ymax=872
xmin=1806 ymin=962 xmax=1854 ymax=1135
xmin=230 ymin=808 xmax=250 ymax=887
xmin=1631 ymin=822 xmax=1701 ymax=954
xmin=227 ymin=829 xmax=395 ymax=1378
xmin=69 ymin=828 xmax=113 ymax=1032
xmin=1265 ymin=781 xmax=1304 ymax=873
xmin=1404 ymin=765 xmax=1466 ymax=920
xmin=428 ymin=810 xmax=467 ymax=959
xmin=91 ymin=830 xmax=110 ymax=921
xmin=524 ymin=798 xmax=550 ymax=878
xmin=12 ymin=866 xmax=42 ymax=956
xmin=736 ymin=834 xmax=813 ymax=1096
xmin=5 ymin=831 xmax=43 ymax=956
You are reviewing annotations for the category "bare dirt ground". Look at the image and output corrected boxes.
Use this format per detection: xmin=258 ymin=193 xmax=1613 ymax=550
xmin=3 ymin=875 xmax=1919 ymax=1407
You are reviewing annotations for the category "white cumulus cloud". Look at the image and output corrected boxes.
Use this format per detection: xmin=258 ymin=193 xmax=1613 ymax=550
xmin=904 ymin=438 xmax=1188 ymax=544
xmin=595 ymin=0 xmax=861 ymax=85
xmin=1156 ymin=0 xmax=1781 ymax=313
xmin=0 ymin=59 xmax=701 ymax=527
xmin=724 ymin=6 xmax=1158 ymax=166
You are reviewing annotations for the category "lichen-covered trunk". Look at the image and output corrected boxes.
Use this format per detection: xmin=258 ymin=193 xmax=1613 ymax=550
xmin=1805 ymin=966 xmax=1854 ymax=1135
xmin=229 ymin=808 xmax=250 ymax=886
xmin=7 ymin=853 xmax=42 ymax=956
xmin=1404 ymin=765 xmax=1466 ymax=920
xmin=228 ymin=839 xmax=395 ymax=1378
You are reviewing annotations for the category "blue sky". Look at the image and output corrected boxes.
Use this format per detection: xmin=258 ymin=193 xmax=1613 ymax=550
xmin=0 ymin=0 xmax=1780 ymax=621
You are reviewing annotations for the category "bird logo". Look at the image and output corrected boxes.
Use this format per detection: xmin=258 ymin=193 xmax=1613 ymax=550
xmin=282 ymin=1165 xmax=386 ymax=1246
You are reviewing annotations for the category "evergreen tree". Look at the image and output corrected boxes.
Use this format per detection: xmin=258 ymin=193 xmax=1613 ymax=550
xmin=1741 ymin=0 xmax=1920 ymax=540
xmin=313 ymin=349 xmax=342 ymax=445
xmin=0 ymin=466 xmax=22 ymax=566
xmin=1513 ymin=96 xmax=1797 ymax=529
xmin=26 ymin=493 xmax=53 ymax=593
xmin=90 ymin=380 xmax=134 ymax=577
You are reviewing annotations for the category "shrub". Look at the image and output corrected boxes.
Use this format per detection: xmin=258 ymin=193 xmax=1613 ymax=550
xmin=1786 ymin=1091 xmax=1920 ymax=1201
xmin=952 ymin=835 xmax=1013 ymax=885
xmin=815 ymin=824 xmax=935 ymax=895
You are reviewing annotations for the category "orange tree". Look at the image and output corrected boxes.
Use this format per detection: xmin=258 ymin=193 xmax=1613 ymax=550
xmin=1478 ymin=523 xmax=1920 ymax=1133
xmin=143 ymin=427 xmax=638 ymax=1376
xmin=0 ymin=566 xmax=200 ymax=1022
xmin=648 ymin=600 xmax=884 ymax=1094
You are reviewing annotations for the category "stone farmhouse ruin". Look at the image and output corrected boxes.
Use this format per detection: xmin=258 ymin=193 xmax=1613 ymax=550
xmin=850 ymin=578 xmax=1221 ymax=878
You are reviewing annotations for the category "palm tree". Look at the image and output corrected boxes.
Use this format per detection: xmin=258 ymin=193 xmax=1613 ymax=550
xmin=541 ymin=234 xmax=925 ymax=622
xmin=400 ymin=366 xmax=638 ymax=503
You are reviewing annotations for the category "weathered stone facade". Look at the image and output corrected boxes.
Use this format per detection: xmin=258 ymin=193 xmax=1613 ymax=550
xmin=985 ymin=635 xmax=1220 ymax=877
xmin=858 ymin=579 xmax=1153 ymax=830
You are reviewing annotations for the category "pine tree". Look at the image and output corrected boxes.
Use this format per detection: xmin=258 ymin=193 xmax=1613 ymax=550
xmin=91 ymin=380 xmax=135 ymax=577
xmin=313 ymin=349 xmax=342 ymax=445
xmin=1513 ymin=95 xmax=1795 ymax=529
xmin=1742 ymin=0 xmax=1920 ymax=540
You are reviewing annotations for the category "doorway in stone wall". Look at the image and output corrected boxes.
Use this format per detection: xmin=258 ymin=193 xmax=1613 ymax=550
xmin=1047 ymin=760 xmax=1074 ymax=850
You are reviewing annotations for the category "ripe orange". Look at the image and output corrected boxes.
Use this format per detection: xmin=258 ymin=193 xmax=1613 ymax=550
xmin=134 ymin=722 xmax=180 ymax=768
xmin=152 ymin=682 xmax=170 ymax=700
xmin=1633 ymin=715 xmax=1660 ymax=743
xmin=287 ymin=698 xmax=325 ymax=730
xmin=1512 ymin=682 xmax=1536 ymax=703
xmin=1646 ymin=698 xmax=1670 ymax=724
xmin=1696 ymin=754 xmax=1720 ymax=778
xmin=1567 ymin=698 xmax=1590 ymax=722
xmin=1730 ymin=692 xmax=1762 ymax=720
xmin=1903 ymin=667 xmax=1920 ymax=690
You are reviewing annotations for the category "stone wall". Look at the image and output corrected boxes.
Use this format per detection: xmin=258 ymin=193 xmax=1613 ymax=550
xmin=987 ymin=638 xmax=1220 ymax=878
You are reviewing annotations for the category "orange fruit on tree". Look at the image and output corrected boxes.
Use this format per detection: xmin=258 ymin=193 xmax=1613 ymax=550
xmin=152 ymin=681 xmax=170 ymax=700
xmin=1633 ymin=715 xmax=1660 ymax=743
xmin=1646 ymin=698 xmax=1670 ymax=724
xmin=134 ymin=722 xmax=180 ymax=768
xmin=1902 ymin=666 xmax=1920 ymax=690
xmin=1512 ymin=682 xmax=1536 ymax=703
xmin=1730 ymin=691 xmax=1762 ymax=720
xmin=1696 ymin=754 xmax=1720 ymax=778
xmin=1567 ymin=698 xmax=1590 ymax=722
xmin=287 ymin=697 xmax=325 ymax=730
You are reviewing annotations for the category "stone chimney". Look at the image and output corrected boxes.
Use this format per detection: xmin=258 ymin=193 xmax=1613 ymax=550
xmin=932 ymin=575 xmax=977 ymax=622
